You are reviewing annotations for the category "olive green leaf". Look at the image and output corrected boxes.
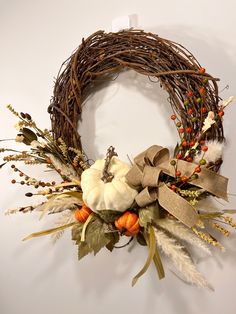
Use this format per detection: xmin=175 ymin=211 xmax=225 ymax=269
xmin=22 ymin=222 xmax=77 ymax=241
xmin=83 ymin=215 xmax=112 ymax=255
xmin=136 ymin=232 xmax=147 ymax=246
xmin=174 ymin=142 xmax=180 ymax=156
xmin=153 ymin=246 xmax=165 ymax=280
xmin=72 ymin=223 xmax=83 ymax=245
xmin=132 ymin=226 xmax=156 ymax=286
xmin=22 ymin=127 xmax=37 ymax=145
xmin=78 ymin=241 xmax=94 ymax=260
xmin=96 ymin=210 xmax=122 ymax=223
xmin=105 ymin=230 xmax=120 ymax=252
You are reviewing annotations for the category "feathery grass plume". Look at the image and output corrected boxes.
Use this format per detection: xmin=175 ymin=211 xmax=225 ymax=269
xmin=157 ymin=218 xmax=211 ymax=255
xmin=51 ymin=210 xmax=76 ymax=244
xmin=154 ymin=228 xmax=212 ymax=289
xmin=46 ymin=153 xmax=79 ymax=179
xmin=37 ymin=192 xmax=83 ymax=217
xmin=194 ymin=140 xmax=224 ymax=164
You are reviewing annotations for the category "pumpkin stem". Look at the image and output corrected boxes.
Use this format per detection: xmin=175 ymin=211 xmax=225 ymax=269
xmin=120 ymin=227 xmax=127 ymax=235
xmin=101 ymin=146 xmax=118 ymax=183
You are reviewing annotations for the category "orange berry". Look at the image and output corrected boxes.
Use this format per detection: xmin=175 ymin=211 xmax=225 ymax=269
xmin=200 ymin=140 xmax=205 ymax=145
xmin=178 ymin=128 xmax=184 ymax=134
xmin=201 ymin=107 xmax=207 ymax=113
xmin=199 ymin=87 xmax=205 ymax=95
xmin=187 ymin=108 xmax=193 ymax=115
xmin=171 ymin=114 xmax=177 ymax=120
xmin=202 ymin=146 xmax=208 ymax=152
xmin=218 ymin=111 xmax=224 ymax=117
xmin=199 ymin=67 xmax=206 ymax=74
xmin=195 ymin=166 xmax=201 ymax=173
xmin=186 ymin=127 xmax=192 ymax=134
xmin=186 ymin=157 xmax=193 ymax=162
xmin=187 ymin=91 xmax=193 ymax=97
xmin=176 ymin=154 xmax=183 ymax=160
xmin=175 ymin=170 xmax=181 ymax=177
xmin=171 ymin=185 xmax=177 ymax=192
xmin=181 ymin=176 xmax=188 ymax=183
xmin=189 ymin=140 xmax=195 ymax=147
xmin=182 ymin=140 xmax=188 ymax=147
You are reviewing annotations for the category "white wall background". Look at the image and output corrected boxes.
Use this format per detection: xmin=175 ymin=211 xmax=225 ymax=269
xmin=1 ymin=1 xmax=236 ymax=314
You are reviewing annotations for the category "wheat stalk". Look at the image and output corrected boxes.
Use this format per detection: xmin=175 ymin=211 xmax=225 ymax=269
xmin=157 ymin=218 xmax=211 ymax=255
xmin=154 ymin=227 xmax=212 ymax=289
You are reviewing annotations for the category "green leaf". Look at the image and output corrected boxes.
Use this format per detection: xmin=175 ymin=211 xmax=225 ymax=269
xmin=97 ymin=210 xmax=121 ymax=223
xmin=153 ymin=246 xmax=165 ymax=280
xmin=78 ymin=241 xmax=94 ymax=260
xmin=174 ymin=142 xmax=180 ymax=156
xmin=105 ymin=230 xmax=120 ymax=252
xmin=223 ymin=209 xmax=236 ymax=214
xmin=22 ymin=222 xmax=77 ymax=241
xmin=71 ymin=223 xmax=83 ymax=245
xmin=132 ymin=226 xmax=156 ymax=286
xmin=139 ymin=203 xmax=160 ymax=228
xmin=22 ymin=127 xmax=37 ymax=145
xmin=84 ymin=215 xmax=111 ymax=255
xmin=136 ymin=232 xmax=147 ymax=246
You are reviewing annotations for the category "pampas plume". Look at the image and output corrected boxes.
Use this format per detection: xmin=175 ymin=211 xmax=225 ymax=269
xmin=157 ymin=218 xmax=211 ymax=255
xmin=155 ymin=228 xmax=212 ymax=289
xmin=194 ymin=140 xmax=224 ymax=164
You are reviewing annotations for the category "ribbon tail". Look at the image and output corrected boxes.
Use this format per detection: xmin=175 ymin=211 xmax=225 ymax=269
xmin=158 ymin=184 xmax=199 ymax=228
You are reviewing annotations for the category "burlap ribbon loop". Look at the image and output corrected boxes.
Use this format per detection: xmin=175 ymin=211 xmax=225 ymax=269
xmin=126 ymin=145 xmax=229 ymax=228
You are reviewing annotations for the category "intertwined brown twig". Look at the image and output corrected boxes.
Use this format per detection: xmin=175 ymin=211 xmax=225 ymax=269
xmin=48 ymin=29 xmax=223 ymax=156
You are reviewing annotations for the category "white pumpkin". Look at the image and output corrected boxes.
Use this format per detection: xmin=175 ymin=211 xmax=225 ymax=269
xmin=81 ymin=157 xmax=138 ymax=212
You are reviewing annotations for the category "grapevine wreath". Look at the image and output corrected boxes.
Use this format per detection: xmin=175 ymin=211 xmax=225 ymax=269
xmin=1 ymin=29 xmax=235 ymax=289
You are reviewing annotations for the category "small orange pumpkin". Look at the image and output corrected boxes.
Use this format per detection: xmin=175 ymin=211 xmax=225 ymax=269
xmin=74 ymin=204 xmax=92 ymax=223
xmin=115 ymin=211 xmax=140 ymax=236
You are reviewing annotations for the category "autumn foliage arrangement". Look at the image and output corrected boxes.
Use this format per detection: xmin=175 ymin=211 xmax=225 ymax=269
xmin=1 ymin=30 xmax=235 ymax=289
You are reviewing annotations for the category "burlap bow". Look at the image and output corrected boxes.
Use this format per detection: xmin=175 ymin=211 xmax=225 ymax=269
xmin=126 ymin=145 xmax=228 ymax=228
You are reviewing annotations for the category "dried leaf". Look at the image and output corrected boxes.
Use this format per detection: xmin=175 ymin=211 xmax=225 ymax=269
xmin=97 ymin=210 xmax=121 ymax=223
xmin=72 ymin=223 xmax=83 ymax=244
xmin=78 ymin=241 xmax=94 ymax=260
xmin=82 ymin=215 xmax=111 ymax=255
xmin=132 ymin=226 xmax=157 ymax=286
xmin=22 ymin=127 xmax=37 ymax=145
xmin=136 ymin=232 xmax=147 ymax=246
xmin=22 ymin=222 xmax=77 ymax=241
xmin=105 ymin=231 xmax=120 ymax=252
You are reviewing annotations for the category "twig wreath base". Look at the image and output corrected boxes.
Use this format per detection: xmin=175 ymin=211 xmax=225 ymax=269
xmin=48 ymin=30 xmax=223 ymax=154
xmin=1 ymin=29 xmax=235 ymax=289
